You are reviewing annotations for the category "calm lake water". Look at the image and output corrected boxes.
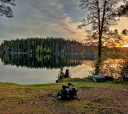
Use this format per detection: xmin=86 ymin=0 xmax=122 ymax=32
xmin=0 ymin=59 xmax=94 ymax=84
xmin=0 ymin=54 xmax=124 ymax=84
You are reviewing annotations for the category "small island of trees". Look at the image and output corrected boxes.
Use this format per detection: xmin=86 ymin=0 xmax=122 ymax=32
xmin=0 ymin=37 xmax=85 ymax=55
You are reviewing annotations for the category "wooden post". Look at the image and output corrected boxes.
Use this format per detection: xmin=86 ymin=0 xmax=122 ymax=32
xmin=64 ymin=69 xmax=70 ymax=78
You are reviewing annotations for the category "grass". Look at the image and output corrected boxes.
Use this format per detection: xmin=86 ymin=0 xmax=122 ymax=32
xmin=0 ymin=77 xmax=127 ymax=113
xmin=53 ymin=100 xmax=64 ymax=104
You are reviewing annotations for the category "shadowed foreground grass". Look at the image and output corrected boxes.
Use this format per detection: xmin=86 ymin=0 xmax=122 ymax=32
xmin=0 ymin=78 xmax=128 ymax=114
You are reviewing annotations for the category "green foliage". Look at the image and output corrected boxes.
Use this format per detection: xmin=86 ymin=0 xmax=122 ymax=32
xmin=53 ymin=100 xmax=64 ymax=104
xmin=120 ymin=61 xmax=128 ymax=81
xmin=61 ymin=76 xmax=93 ymax=83
xmin=100 ymin=106 xmax=106 ymax=110
xmin=0 ymin=38 xmax=86 ymax=69
xmin=0 ymin=38 xmax=85 ymax=55
xmin=59 ymin=70 xmax=65 ymax=79
xmin=36 ymin=45 xmax=41 ymax=53
xmin=114 ymin=77 xmax=127 ymax=83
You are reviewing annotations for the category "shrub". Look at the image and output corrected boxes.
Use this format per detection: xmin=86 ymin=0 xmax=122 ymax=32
xmin=114 ymin=77 xmax=126 ymax=83
xmin=120 ymin=61 xmax=128 ymax=81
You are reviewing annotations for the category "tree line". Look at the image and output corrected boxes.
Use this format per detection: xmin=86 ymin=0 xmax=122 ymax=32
xmin=0 ymin=38 xmax=85 ymax=55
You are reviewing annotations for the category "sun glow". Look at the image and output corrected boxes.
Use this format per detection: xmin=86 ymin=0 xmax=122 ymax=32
xmin=122 ymin=44 xmax=128 ymax=47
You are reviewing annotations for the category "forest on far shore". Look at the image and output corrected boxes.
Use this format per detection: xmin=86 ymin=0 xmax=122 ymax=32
xmin=0 ymin=38 xmax=85 ymax=55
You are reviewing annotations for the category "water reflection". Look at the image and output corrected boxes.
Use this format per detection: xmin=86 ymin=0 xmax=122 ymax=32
xmin=0 ymin=54 xmax=95 ymax=84
xmin=70 ymin=60 xmax=95 ymax=78
xmin=0 ymin=54 xmax=85 ymax=69
xmin=100 ymin=59 xmax=125 ymax=78
xmin=0 ymin=53 xmax=125 ymax=84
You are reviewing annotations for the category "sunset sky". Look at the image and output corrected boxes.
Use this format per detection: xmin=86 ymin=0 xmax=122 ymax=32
xmin=0 ymin=0 xmax=128 ymax=45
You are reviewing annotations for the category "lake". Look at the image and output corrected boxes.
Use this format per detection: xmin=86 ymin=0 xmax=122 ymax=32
xmin=0 ymin=60 xmax=94 ymax=84
xmin=0 ymin=54 xmax=95 ymax=84
xmin=0 ymin=54 xmax=124 ymax=84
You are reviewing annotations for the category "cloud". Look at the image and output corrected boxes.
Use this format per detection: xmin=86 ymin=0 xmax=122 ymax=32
xmin=0 ymin=0 xmax=127 ymax=45
xmin=0 ymin=0 xmax=86 ymax=44
xmin=60 ymin=0 xmax=86 ymax=22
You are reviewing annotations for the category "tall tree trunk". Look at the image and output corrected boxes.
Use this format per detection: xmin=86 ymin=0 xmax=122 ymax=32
xmin=98 ymin=35 xmax=102 ymax=60
xmin=96 ymin=0 xmax=106 ymax=74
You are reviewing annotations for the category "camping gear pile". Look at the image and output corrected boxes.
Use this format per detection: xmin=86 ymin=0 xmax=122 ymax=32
xmin=57 ymin=83 xmax=77 ymax=100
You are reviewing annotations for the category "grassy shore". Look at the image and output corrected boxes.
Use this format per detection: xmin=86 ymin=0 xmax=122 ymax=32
xmin=0 ymin=78 xmax=128 ymax=114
